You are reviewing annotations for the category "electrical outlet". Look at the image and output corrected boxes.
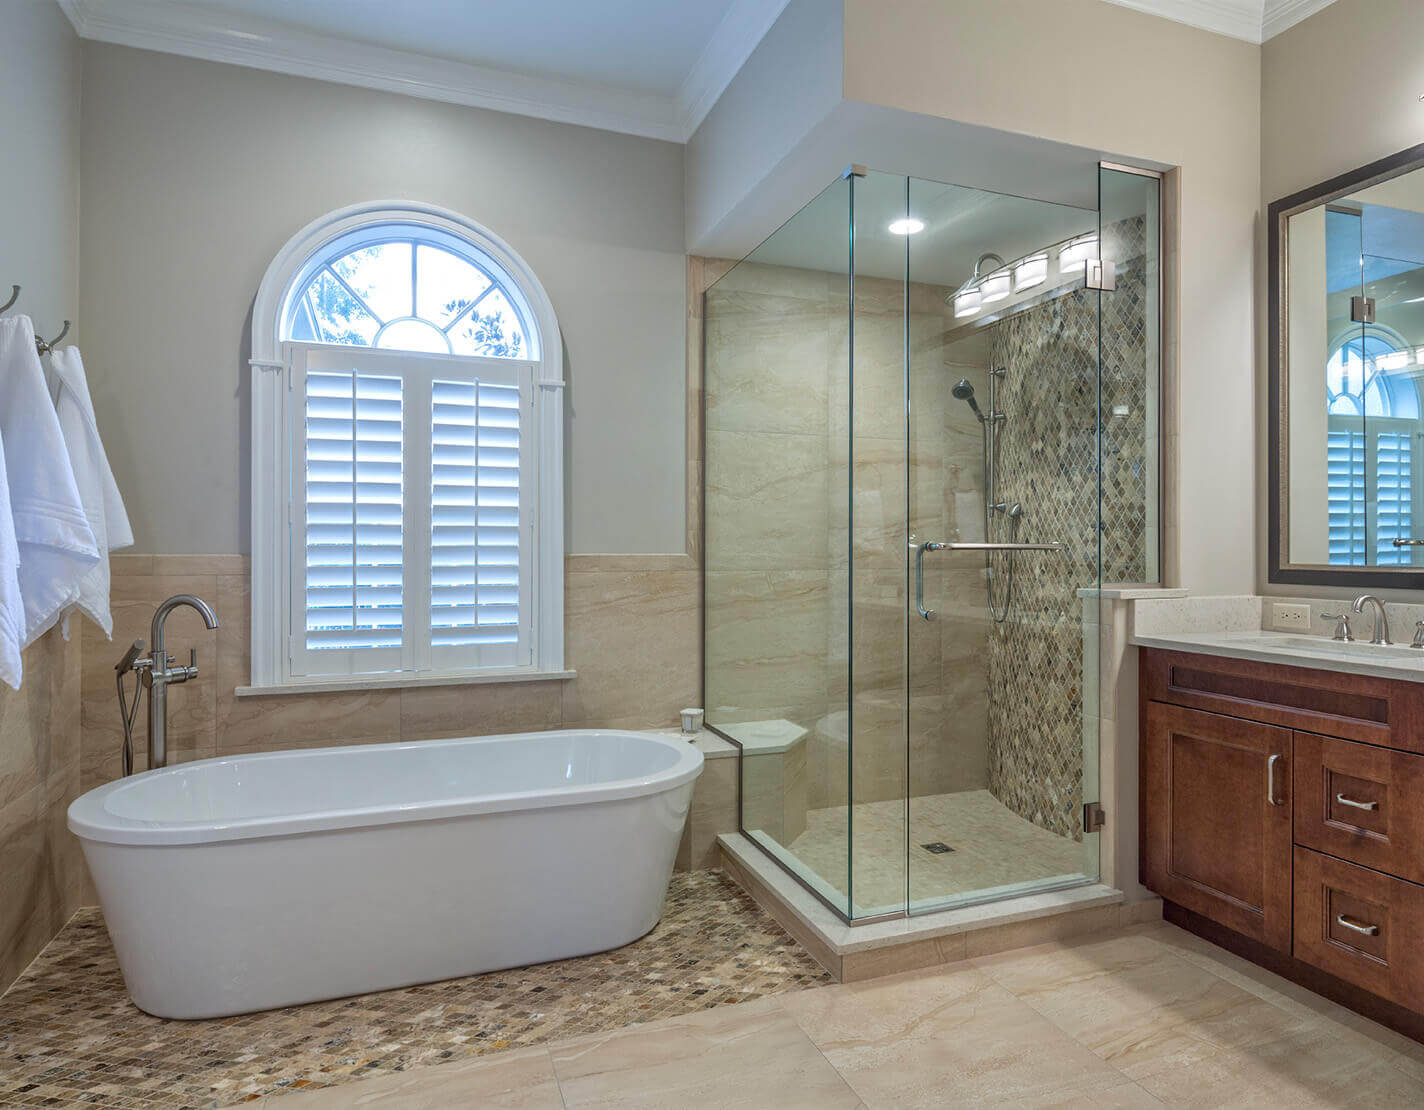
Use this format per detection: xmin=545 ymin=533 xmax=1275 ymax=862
xmin=1272 ymin=603 xmax=1312 ymax=631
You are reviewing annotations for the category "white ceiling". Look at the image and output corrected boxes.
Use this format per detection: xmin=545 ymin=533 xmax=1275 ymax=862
xmin=57 ymin=0 xmax=794 ymax=141
xmin=170 ymin=0 xmax=736 ymax=95
xmin=57 ymin=0 xmax=1340 ymax=145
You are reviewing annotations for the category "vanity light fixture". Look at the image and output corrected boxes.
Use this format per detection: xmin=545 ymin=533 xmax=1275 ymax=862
xmin=979 ymin=267 xmax=1012 ymax=303
xmin=1012 ymin=253 xmax=1048 ymax=293
xmin=953 ymin=288 xmax=982 ymax=318
xmin=888 ymin=217 xmax=925 ymax=235
xmin=1058 ymin=233 xmax=1098 ymax=274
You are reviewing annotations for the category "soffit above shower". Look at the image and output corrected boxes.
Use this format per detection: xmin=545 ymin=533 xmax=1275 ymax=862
xmin=56 ymin=0 xmax=795 ymax=141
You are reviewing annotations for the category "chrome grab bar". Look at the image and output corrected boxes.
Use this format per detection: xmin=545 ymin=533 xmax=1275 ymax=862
xmin=913 ymin=540 xmax=1066 ymax=620
xmin=1392 ymin=538 xmax=1424 ymax=546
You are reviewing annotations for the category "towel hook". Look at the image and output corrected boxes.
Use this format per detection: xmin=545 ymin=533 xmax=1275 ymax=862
xmin=0 ymin=285 xmax=17 ymax=314
xmin=35 ymin=320 xmax=70 ymax=355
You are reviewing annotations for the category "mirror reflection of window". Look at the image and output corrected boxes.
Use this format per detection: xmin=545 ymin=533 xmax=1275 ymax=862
xmin=1323 ymin=330 xmax=1419 ymax=566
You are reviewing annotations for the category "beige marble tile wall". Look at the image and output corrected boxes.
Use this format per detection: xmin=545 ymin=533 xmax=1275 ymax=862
xmin=0 ymin=624 xmax=84 ymax=992
xmin=82 ymin=553 xmax=700 ymax=786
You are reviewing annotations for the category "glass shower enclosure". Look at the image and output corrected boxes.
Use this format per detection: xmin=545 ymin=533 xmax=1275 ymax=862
xmin=704 ymin=164 xmax=1160 ymax=921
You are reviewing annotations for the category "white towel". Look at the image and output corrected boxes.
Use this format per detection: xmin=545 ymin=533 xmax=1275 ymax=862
xmin=0 ymin=429 xmax=24 ymax=689
xmin=954 ymin=489 xmax=985 ymax=543
xmin=49 ymin=345 xmax=133 ymax=638
xmin=0 ymin=316 xmax=99 ymax=649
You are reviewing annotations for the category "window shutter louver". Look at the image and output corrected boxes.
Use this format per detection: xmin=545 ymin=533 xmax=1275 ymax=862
xmin=1375 ymin=431 xmax=1412 ymax=565
xmin=1327 ymin=428 xmax=1365 ymax=565
xmin=430 ymin=379 xmax=522 ymax=649
xmin=303 ymin=370 xmax=405 ymax=652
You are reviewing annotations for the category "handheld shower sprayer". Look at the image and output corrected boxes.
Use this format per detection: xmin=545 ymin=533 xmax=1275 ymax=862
xmin=952 ymin=378 xmax=985 ymax=422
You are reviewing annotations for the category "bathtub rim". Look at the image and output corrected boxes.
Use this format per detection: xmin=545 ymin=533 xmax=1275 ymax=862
xmin=68 ymin=729 xmax=704 ymax=847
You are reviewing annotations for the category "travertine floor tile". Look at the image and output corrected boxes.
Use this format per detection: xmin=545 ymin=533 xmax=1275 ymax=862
xmin=263 ymin=1046 xmax=562 ymax=1108
xmin=549 ymin=997 xmax=860 ymax=1109
xmin=779 ymin=962 xmax=1124 ymax=1107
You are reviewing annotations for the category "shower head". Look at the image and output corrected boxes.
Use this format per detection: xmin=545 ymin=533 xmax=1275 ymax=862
xmin=952 ymin=378 xmax=985 ymax=422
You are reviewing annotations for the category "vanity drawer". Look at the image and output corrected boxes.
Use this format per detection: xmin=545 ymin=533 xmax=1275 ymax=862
xmin=1293 ymin=847 xmax=1424 ymax=1011
xmin=1293 ymin=732 xmax=1424 ymax=884
xmin=1141 ymin=649 xmax=1424 ymax=753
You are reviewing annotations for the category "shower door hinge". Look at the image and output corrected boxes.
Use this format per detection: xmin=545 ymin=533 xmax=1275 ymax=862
xmin=1351 ymin=295 xmax=1376 ymax=324
xmin=1085 ymin=260 xmax=1116 ymax=291
xmin=1083 ymin=802 xmax=1107 ymax=833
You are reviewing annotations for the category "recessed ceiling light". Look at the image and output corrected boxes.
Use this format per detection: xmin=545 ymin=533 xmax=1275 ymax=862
xmin=888 ymin=218 xmax=925 ymax=235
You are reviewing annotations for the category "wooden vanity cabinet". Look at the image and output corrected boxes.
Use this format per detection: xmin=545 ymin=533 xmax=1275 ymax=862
xmin=1141 ymin=701 xmax=1293 ymax=951
xmin=1141 ymin=648 xmax=1424 ymax=1036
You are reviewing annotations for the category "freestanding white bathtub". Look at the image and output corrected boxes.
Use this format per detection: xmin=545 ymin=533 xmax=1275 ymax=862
xmin=68 ymin=729 xmax=702 ymax=1019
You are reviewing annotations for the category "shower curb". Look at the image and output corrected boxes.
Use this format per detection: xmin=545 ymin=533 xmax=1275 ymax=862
xmin=717 ymin=832 xmax=1150 ymax=983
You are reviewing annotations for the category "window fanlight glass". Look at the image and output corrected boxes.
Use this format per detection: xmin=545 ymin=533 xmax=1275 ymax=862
xmin=953 ymin=288 xmax=982 ymax=318
xmin=1012 ymin=253 xmax=1048 ymax=293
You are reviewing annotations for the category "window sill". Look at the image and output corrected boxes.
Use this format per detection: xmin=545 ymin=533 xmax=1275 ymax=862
xmin=235 ymin=668 xmax=576 ymax=697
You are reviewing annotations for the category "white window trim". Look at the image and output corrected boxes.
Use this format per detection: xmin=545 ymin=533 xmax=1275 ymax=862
xmin=249 ymin=200 xmax=565 ymax=693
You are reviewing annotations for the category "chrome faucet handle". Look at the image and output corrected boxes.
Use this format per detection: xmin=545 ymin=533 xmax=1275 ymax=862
xmin=1411 ymin=621 xmax=1424 ymax=650
xmin=1320 ymin=613 xmax=1354 ymax=642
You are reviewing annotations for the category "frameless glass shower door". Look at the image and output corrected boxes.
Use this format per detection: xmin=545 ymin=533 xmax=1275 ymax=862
xmin=705 ymin=162 xmax=1160 ymax=923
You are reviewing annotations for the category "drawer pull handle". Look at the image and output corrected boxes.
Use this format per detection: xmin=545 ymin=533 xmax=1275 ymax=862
xmin=1267 ymin=753 xmax=1285 ymax=806
xmin=1335 ymin=793 xmax=1379 ymax=812
xmin=1336 ymin=913 xmax=1380 ymax=937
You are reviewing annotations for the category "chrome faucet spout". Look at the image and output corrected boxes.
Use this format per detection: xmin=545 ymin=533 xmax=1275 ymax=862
xmin=141 ymin=594 xmax=219 ymax=772
xmin=1351 ymin=594 xmax=1391 ymax=646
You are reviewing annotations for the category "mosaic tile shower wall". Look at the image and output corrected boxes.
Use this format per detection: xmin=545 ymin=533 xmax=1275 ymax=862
xmin=984 ymin=217 xmax=1151 ymax=840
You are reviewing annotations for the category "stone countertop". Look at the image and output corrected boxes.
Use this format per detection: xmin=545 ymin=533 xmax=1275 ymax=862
xmin=1131 ymin=628 xmax=1424 ymax=685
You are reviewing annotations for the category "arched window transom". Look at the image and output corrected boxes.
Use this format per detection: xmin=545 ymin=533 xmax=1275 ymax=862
xmin=282 ymin=223 xmax=537 ymax=360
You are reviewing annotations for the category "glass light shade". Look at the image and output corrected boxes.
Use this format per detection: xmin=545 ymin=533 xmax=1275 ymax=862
xmin=1012 ymin=254 xmax=1048 ymax=293
xmin=979 ymin=268 xmax=1011 ymax=303
xmin=953 ymin=289 xmax=982 ymax=318
xmin=1058 ymin=234 xmax=1098 ymax=274
xmin=887 ymin=217 xmax=925 ymax=235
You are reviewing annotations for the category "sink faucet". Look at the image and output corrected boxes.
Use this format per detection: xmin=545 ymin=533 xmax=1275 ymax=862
xmin=1351 ymin=595 xmax=1391 ymax=646
xmin=125 ymin=594 xmax=219 ymax=771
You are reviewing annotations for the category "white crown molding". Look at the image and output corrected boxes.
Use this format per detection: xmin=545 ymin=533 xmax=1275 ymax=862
xmin=57 ymin=0 xmax=684 ymax=141
xmin=1261 ymin=0 xmax=1340 ymax=38
xmin=677 ymin=0 xmax=792 ymax=138
xmin=1100 ymin=0 xmax=1265 ymax=42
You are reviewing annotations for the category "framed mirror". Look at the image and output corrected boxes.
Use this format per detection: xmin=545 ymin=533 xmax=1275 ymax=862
xmin=1270 ymin=142 xmax=1424 ymax=587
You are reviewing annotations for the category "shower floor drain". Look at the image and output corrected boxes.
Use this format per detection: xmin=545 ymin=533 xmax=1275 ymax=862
xmin=920 ymin=842 xmax=955 ymax=855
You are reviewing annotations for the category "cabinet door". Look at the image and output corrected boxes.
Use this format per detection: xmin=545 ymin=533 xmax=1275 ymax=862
xmin=1142 ymin=701 xmax=1294 ymax=951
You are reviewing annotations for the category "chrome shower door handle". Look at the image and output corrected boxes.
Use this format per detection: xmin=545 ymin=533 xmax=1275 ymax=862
xmin=941 ymin=542 xmax=1067 ymax=552
xmin=1266 ymin=753 xmax=1285 ymax=806
xmin=914 ymin=541 xmax=946 ymax=620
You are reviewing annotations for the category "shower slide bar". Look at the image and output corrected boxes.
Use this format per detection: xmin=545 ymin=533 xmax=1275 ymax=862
xmin=913 ymin=539 xmax=1066 ymax=620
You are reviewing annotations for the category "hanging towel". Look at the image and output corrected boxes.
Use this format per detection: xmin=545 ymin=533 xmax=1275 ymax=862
xmin=0 ymin=316 xmax=99 ymax=649
xmin=0 ymin=430 xmax=24 ymax=689
xmin=49 ymin=345 xmax=133 ymax=638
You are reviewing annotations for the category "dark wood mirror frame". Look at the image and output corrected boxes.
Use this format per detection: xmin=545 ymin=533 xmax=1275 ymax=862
xmin=1269 ymin=141 xmax=1424 ymax=589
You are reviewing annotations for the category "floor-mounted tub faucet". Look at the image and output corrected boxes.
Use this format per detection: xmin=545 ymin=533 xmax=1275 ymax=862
xmin=114 ymin=594 xmax=219 ymax=774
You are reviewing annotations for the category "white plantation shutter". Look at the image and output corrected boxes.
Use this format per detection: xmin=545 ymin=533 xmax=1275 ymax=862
xmin=288 ymin=345 xmax=533 ymax=678
xmin=429 ymin=374 xmax=528 ymax=669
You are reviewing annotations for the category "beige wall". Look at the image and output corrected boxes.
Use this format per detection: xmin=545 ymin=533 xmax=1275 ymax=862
xmin=840 ymin=0 xmax=1260 ymax=596
xmin=1259 ymin=0 xmax=1424 ymax=598
xmin=0 ymin=0 xmax=81 ymax=339
xmin=78 ymin=42 xmax=689 ymax=556
xmin=0 ymin=0 xmax=88 ymax=994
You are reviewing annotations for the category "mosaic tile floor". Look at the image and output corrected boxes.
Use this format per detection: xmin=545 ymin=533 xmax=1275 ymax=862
xmin=0 ymin=871 xmax=832 ymax=1109
xmin=784 ymin=789 xmax=1088 ymax=914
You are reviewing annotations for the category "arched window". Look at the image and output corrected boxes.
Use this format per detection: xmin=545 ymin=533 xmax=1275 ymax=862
xmin=248 ymin=203 xmax=565 ymax=691
xmin=1325 ymin=328 xmax=1420 ymax=567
